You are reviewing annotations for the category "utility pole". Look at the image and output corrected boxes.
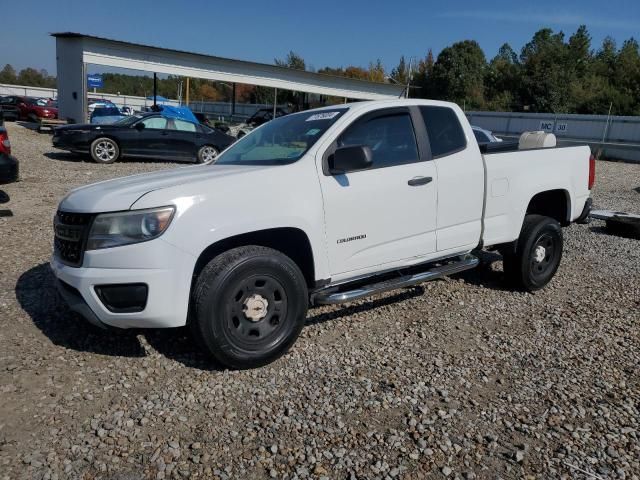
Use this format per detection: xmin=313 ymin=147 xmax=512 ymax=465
xmin=186 ymin=77 xmax=190 ymax=107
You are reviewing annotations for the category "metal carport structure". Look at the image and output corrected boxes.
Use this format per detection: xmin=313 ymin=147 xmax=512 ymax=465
xmin=52 ymin=32 xmax=405 ymax=123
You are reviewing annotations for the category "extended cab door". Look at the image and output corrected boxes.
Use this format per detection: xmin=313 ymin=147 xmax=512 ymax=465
xmin=417 ymin=106 xmax=484 ymax=251
xmin=318 ymin=107 xmax=438 ymax=277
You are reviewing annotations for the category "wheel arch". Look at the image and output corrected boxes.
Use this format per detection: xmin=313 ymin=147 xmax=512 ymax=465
xmin=525 ymin=189 xmax=571 ymax=226
xmin=191 ymin=227 xmax=316 ymax=290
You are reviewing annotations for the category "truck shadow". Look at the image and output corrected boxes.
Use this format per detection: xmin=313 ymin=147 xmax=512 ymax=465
xmin=15 ymin=263 xmax=146 ymax=358
xmin=16 ymin=263 xmax=225 ymax=370
xmin=15 ymin=259 xmax=511 ymax=372
xmin=44 ymin=151 xmax=87 ymax=163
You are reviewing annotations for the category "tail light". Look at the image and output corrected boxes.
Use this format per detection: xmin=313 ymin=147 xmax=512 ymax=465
xmin=588 ymin=154 xmax=596 ymax=190
xmin=0 ymin=131 xmax=10 ymax=155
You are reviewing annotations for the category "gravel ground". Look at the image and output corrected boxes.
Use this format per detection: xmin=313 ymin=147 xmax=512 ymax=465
xmin=0 ymin=122 xmax=638 ymax=480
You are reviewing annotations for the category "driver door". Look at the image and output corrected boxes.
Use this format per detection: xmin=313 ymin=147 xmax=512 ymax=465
xmin=317 ymin=107 xmax=438 ymax=278
xmin=131 ymin=116 xmax=170 ymax=157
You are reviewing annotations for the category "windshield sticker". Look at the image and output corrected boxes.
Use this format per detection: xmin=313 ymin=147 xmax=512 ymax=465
xmin=306 ymin=112 xmax=340 ymax=122
xmin=305 ymin=128 xmax=321 ymax=136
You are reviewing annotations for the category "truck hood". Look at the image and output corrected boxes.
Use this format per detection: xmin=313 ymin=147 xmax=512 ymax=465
xmin=59 ymin=164 xmax=267 ymax=213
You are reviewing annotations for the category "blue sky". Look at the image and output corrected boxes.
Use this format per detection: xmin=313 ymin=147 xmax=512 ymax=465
xmin=1 ymin=0 xmax=638 ymax=75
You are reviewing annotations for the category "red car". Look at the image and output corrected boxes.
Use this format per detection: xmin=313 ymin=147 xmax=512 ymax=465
xmin=3 ymin=96 xmax=58 ymax=122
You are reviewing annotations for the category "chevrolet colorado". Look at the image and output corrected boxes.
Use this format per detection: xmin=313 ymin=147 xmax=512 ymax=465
xmin=51 ymin=99 xmax=594 ymax=368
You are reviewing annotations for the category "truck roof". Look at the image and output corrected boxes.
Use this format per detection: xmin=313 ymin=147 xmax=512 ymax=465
xmin=313 ymin=98 xmax=460 ymax=113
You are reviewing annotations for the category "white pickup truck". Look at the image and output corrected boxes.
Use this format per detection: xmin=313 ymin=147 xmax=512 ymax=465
xmin=51 ymin=99 xmax=594 ymax=368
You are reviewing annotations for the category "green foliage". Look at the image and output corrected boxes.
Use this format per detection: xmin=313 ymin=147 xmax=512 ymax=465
xmin=429 ymin=40 xmax=487 ymax=109
xmin=5 ymin=26 xmax=640 ymax=115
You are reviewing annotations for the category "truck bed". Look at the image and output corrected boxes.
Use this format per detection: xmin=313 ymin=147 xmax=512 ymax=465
xmin=481 ymin=145 xmax=592 ymax=247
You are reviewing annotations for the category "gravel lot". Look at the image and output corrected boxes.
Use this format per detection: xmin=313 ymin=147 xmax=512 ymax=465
xmin=0 ymin=122 xmax=638 ymax=480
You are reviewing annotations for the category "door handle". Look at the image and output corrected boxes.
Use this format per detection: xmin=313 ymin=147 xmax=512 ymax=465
xmin=407 ymin=176 xmax=433 ymax=186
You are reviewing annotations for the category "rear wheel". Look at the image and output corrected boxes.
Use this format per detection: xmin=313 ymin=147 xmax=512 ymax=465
xmin=192 ymin=246 xmax=308 ymax=369
xmin=196 ymin=145 xmax=219 ymax=164
xmin=90 ymin=137 xmax=120 ymax=164
xmin=502 ymin=214 xmax=563 ymax=291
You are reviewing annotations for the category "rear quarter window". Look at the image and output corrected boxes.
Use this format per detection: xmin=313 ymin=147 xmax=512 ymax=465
xmin=419 ymin=106 xmax=467 ymax=158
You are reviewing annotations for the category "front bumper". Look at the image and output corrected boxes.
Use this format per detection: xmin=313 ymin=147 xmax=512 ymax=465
xmin=50 ymin=239 xmax=196 ymax=329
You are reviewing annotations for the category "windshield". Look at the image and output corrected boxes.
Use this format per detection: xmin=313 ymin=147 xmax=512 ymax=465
xmin=215 ymin=109 xmax=347 ymax=166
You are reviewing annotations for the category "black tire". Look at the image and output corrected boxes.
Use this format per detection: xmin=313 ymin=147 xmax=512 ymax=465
xmin=502 ymin=214 xmax=563 ymax=292
xmin=196 ymin=145 xmax=219 ymax=164
xmin=192 ymin=246 xmax=308 ymax=369
xmin=90 ymin=137 xmax=120 ymax=164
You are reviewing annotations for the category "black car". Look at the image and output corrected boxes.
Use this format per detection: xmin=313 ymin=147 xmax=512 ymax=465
xmin=0 ymin=126 xmax=18 ymax=185
xmin=0 ymin=96 xmax=20 ymax=122
xmin=246 ymin=108 xmax=288 ymax=127
xmin=52 ymin=113 xmax=235 ymax=164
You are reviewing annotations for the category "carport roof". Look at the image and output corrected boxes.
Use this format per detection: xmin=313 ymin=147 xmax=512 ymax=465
xmin=51 ymin=32 xmax=405 ymax=100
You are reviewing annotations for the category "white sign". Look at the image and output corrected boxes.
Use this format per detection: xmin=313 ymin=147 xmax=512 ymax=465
xmin=539 ymin=121 xmax=554 ymax=132
xmin=539 ymin=121 xmax=568 ymax=133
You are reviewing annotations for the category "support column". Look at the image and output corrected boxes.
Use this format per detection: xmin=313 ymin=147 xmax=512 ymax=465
xmin=273 ymin=88 xmax=278 ymax=117
xmin=153 ymin=73 xmax=157 ymax=107
xmin=55 ymin=37 xmax=86 ymax=123
xmin=231 ymin=83 xmax=236 ymax=118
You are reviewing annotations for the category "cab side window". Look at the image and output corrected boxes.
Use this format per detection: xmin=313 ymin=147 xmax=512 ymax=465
xmin=337 ymin=110 xmax=419 ymax=170
xmin=173 ymin=119 xmax=197 ymax=132
xmin=140 ymin=117 xmax=167 ymax=130
xmin=419 ymin=106 xmax=467 ymax=158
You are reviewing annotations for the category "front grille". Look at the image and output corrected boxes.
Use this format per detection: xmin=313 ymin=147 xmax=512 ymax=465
xmin=54 ymin=211 xmax=94 ymax=267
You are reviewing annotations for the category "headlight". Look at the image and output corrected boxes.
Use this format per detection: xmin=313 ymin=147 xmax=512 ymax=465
xmin=86 ymin=206 xmax=175 ymax=250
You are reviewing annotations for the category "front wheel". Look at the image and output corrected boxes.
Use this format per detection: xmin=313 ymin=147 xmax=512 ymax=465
xmin=192 ymin=246 xmax=308 ymax=369
xmin=502 ymin=214 xmax=563 ymax=292
xmin=196 ymin=145 xmax=219 ymax=163
xmin=90 ymin=138 xmax=120 ymax=164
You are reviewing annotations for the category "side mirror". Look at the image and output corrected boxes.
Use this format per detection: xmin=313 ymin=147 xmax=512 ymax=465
xmin=329 ymin=145 xmax=373 ymax=174
xmin=134 ymin=122 xmax=145 ymax=131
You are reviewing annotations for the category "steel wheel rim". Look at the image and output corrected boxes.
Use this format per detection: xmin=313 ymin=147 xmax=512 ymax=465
xmin=530 ymin=233 xmax=557 ymax=279
xmin=95 ymin=141 xmax=116 ymax=161
xmin=202 ymin=146 xmax=218 ymax=162
xmin=224 ymin=274 xmax=288 ymax=349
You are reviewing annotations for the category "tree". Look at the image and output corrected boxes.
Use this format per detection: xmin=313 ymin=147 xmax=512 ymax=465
xmin=275 ymin=51 xmax=306 ymax=71
xmin=0 ymin=64 xmax=17 ymax=84
xmin=412 ymin=50 xmax=435 ymax=99
xmin=613 ymin=38 xmax=640 ymax=114
xmin=485 ymin=43 xmax=521 ymax=110
xmin=390 ymin=55 xmax=410 ymax=85
xmin=519 ymin=28 xmax=570 ymax=112
xmin=431 ymin=40 xmax=487 ymax=108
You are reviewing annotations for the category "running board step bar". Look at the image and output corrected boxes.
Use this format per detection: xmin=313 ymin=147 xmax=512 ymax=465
xmin=311 ymin=255 xmax=479 ymax=306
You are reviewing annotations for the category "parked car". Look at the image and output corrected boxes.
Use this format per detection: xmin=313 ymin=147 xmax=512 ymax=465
xmin=194 ymin=112 xmax=213 ymax=127
xmin=50 ymin=99 xmax=594 ymax=369
xmin=472 ymin=126 xmax=502 ymax=143
xmin=0 ymin=126 xmax=19 ymax=185
xmin=120 ymin=106 xmax=134 ymax=116
xmin=0 ymin=96 xmax=58 ymax=122
xmin=90 ymin=106 xmax=126 ymax=124
xmin=226 ymin=108 xmax=289 ymax=139
xmin=87 ymin=98 xmax=115 ymax=114
xmin=247 ymin=107 xmax=288 ymax=127
xmin=0 ymin=96 xmax=21 ymax=121
xmin=52 ymin=112 xmax=234 ymax=163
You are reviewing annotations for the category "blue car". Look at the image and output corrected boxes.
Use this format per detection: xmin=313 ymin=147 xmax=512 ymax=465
xmin=90 ymin=107 xmax=126 ymax=125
